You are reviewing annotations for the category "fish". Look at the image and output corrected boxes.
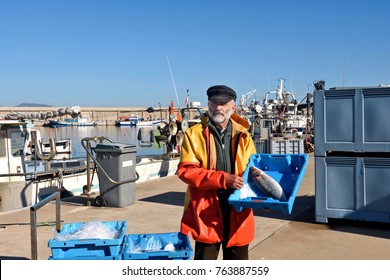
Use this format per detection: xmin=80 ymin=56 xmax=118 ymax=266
xmin=249 ymin=166 xmax=287 ymax=201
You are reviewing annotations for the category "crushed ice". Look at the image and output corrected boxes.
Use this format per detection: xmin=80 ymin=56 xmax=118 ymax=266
xmin=163 ymin=243 xmax=176 ymax=252
xmin=126 ymin=236 xmax=176 ymax=253
xmin=239 ymin=183 xmax=258 ymax=199
xmin=54 ymin=221 xmax=119 ymax=241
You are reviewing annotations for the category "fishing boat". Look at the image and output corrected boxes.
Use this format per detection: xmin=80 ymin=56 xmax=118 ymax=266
xmin=238 ymin=78 xmax=314 ymax=153
xmin=29 ymin=138 xmax=72 ymax=160
xmin=115 ymin=115 xmax=143 ymax=127
xmin=136 ymin=119 xmax=166 ymax=126
xmin=0 ymin=119 xmax=180 ymax=213
xmin=47 ymin=116 xmax=97 ymax=128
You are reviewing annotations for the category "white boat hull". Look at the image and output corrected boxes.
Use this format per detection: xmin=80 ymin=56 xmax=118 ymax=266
xmin=135 ymin=157 xmax=179 ymax=183
xmin=136 ymin=120 xmax=165 ymax=126
xmin=115 ymin=121 xmax=136 ymax=126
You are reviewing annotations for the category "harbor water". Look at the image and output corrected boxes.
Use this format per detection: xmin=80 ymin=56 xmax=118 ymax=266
xmin=36 ymin=125 xmax=165 ymax=158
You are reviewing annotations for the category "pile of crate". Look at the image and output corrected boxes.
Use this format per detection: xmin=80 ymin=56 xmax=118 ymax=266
xmin=266 ymin=138 xmax=305 ymax=154
xmin=48 ymin=221 xmax=193 ymax=260
xmin=314 ymin=86 xmax=390 ymax=223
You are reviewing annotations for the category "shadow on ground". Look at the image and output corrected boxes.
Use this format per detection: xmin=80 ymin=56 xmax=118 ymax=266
xmin=0 ymin=256 xmax=30 ymax=260
xmin=254 ymin=194 xmax=390 ymax=240
xmin=139 ymin=191 xmax=185 ymax=207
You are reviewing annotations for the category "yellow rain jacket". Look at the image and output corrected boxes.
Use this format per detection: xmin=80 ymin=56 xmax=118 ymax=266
xmin=178 ymin=113 xmax=257 ymax=247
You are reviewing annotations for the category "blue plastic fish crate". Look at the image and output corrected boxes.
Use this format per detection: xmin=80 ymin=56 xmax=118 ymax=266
xmin=48 ymin=255 xmax=122 ymax=260
xmin=48 ymin=221 xmax=127 ymax=260
xmin=228 ymin=154 xmax=309 ymax=214
xmin=122 ymin=232 xmax=193 ymax=260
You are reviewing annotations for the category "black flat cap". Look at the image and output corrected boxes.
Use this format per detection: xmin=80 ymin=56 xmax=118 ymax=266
xmin=207 ymin=85 xmax=237 ymax=103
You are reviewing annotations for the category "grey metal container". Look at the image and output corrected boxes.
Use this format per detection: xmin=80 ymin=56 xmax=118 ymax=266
xmin=314 ymin=87 xmax=390 ymax=156
xmin=315 ymin=155 xmax=390 ymax=224
xmin=94 ymin=143 xmax=137 ymax=207
xmin=314 ymin=86 xmax=390 ymax=223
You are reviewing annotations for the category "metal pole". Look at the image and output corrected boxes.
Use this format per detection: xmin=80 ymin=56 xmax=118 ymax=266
xmin=86 ymin=140 xmax=91 ymax=206
xmin=159 ymin=102 xmax=163 ymax=121
xmin=30 ymin=207 xmax=38 ymax=260
xmin=30 ymin=191 xmax=61 ymax=260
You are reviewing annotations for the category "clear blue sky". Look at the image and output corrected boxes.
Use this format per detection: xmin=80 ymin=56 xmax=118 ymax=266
xmin=1 ymin=0 xmax=389 ymax=108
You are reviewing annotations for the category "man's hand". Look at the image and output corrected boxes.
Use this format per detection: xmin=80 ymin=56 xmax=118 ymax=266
xmin=226 ymin=174 xmax=244 ymax=190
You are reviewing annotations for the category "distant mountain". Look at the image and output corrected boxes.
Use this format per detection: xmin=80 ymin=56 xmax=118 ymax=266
xmin=15 ymin=103 xmax=53 ymax=107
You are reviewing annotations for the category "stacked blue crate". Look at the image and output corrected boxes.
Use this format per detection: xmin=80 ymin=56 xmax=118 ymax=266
xmin=48 ymin=221 xmax=127 ymax=260
xmin=122 ymin=232 xmax=193 ymax=260
xmin=314 ymin=86 xmax=390 ymax=223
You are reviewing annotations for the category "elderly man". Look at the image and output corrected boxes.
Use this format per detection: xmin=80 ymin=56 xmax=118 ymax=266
xmin=178 ymin=85 xmax=257 ymax=260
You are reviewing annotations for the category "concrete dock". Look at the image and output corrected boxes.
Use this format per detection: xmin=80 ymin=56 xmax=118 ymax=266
xmin=1 ymin=153 xmax=390 ymax=260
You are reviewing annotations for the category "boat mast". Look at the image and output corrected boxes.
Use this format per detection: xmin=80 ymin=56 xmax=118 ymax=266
xmin=277 ymin=78 xmax=285 ymax=101
xmin=167 ymin=56 xmax=180 ymax=107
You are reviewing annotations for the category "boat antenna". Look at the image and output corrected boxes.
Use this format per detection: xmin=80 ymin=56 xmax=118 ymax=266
xmin=267 ymin=69 xmax=270 ymax=90
xmin=167 ymin=56 xmax=180 ymax=107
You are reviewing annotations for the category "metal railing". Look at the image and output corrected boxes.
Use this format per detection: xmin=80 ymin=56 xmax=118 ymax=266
xmin=30 ymin=191 xmax=61 ymax=260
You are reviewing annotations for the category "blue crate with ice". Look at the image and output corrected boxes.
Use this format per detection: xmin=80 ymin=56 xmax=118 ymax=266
xmin=228 ymin=154 xmax=309 ymax=214
xmin=122 ymin=232 xmax=193 ymax=260
xmin=48 ymin=220 xmax=127 ymax=260
xmin=48 ymin=255 xmax=122 ymax=260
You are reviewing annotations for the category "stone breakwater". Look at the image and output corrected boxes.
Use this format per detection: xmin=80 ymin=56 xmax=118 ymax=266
xmin=0 ymin=106 xmax=203 ymax=126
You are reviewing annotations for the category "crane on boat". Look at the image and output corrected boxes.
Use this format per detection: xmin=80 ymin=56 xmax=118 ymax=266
xmin=239 ymin=89 xmax=257 ymax=107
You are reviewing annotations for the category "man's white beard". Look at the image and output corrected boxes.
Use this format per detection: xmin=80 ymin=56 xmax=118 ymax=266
xmin=209 ymin=108 xmax=233 ymax=125
xmin=210 ymin=113 xmax=227 ymax=124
